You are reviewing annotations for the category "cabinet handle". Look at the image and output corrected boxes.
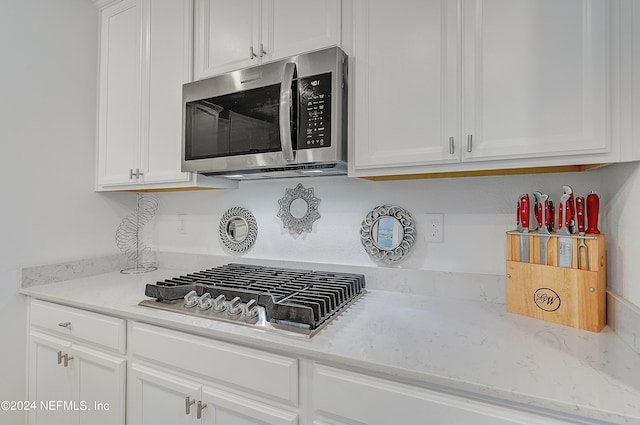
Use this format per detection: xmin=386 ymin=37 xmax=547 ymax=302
xmin=185 ymin=397 xmax=195 ymax=415
xmin=129 ymin=168 xmax=143 ymax=179
xmin=259 ymin=43 xmax=266 ymax=58
xmin=467 ymin=135 xmax=473 ymax=152
xmin=129 ymin=168 xmax=135 ymax=179
xmin=197 ymin=401 xmax=207 ymax=419
xmin=57 ymin=351 xmax=63 ymax=365
xmin=449 ymin=137 xmax=455 ymax=155
xmin=63 ymin=354 xmax=74 ymax=367
xmin=58 ymin=322 xmax=71 ymax=328
xmin=250 ymin=46 xmax=257 ymax=59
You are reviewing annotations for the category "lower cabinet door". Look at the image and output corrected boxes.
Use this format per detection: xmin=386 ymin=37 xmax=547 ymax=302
xmin=129 ymin=363 xmax=201 ymax=425
xmin=313 ymin=365 xmax=577 ymax=425
xmin=28 ymin=332 xmax=74 ymax=425
xmin=74 ymin=345 xmax=126 ymax=425
xmin=200 ymin=386 xmax=298 ymax=425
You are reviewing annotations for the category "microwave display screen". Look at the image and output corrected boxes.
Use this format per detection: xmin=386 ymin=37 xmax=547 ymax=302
xmin=298 ymin=72 xmax=332 ymax=150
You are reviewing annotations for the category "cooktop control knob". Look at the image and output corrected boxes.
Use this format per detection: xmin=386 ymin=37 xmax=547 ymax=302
xmin=228 ymin=297 xmax=242 ymax=316
xmin=197 ymin=293 xmax=213 ymax=310
xmin=183 ymin=290 xmax=198 ymax=308
xmin=245 ymin=299 xmax=259 ymax=320
xmin=211 ymin=294 xmax=226 ymax=313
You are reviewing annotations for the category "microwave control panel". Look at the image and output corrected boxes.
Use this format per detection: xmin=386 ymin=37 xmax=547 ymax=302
xmin=298 ymin=72 xmax=332 ymax=149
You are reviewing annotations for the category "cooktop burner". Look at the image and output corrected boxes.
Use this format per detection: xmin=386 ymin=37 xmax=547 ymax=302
xmin=139 ymin=263 xmax=366 ymax=337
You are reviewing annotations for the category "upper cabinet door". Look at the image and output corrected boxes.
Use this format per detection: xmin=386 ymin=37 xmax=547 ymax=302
xmin=97 ymin=0 xmax=142 ymax=186
xmin=140 ymin=0 xmax=192 ymax=184
xmin=193 ymin=0 xmax=341 ymax=80
xmin=351 ymin=0 xmax=460 ymax=171
xmin=194 ymin=0 xmax=261 ymax=79
xmin=462 ymin=0 xmax=609 ymax=161
xmin=262 ymin=0 xmax=340 ymax=63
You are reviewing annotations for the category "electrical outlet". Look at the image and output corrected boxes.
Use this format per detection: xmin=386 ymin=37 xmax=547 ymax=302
xmin=178 ymin=214 xmax=187 ymax=235
xmin=424 ymin=213 xmax=444 ymax=243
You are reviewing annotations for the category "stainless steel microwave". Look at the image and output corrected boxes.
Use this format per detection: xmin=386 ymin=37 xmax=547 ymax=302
xmin=182 ymin=47 xmax=348 ymax=180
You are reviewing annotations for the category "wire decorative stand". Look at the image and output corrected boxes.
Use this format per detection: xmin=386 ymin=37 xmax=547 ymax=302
xmin=115 ymin=193 xmax=158 ymax=274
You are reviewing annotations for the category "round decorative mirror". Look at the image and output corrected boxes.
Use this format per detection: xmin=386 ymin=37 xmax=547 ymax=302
xmin=219 ymin=207 xmax=258 ymax=253
xmin=360 ymin=205 xmax=416 ymax=264
xmin=277 ymin=183 xmax=321 ymax=235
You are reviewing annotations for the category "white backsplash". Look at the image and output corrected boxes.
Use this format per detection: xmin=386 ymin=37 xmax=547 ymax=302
xmin=154 ymin=173 xmax=602 ymax=277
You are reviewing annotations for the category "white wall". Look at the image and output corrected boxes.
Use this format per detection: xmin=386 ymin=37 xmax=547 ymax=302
xmin=600 ymin=162 xmax=640 ymax=307
xmin=155 ymin=172 xmax=602 ymax=274
xmin=0 ymin=1 xmax=132 ymax=423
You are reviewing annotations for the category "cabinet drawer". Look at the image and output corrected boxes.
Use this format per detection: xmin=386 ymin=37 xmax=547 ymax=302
xmin=131 ymin=322 xmax=298 ymax=406
xmin=30 ymin=299 xmax=126 ymax=354
xmin=312 ymin=365 xmax=573 ymax=425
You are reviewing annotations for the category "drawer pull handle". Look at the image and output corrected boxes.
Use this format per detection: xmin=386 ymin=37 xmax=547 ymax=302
xmin=63 ymin=354 xmax=74 ymax=367
xmin=197 ymin=401 xmax=207 ymax=419
xmin=58 ymin=322 xmax=71 ymax=328
xmin=185 ymin=397 xmax=195 ymax=415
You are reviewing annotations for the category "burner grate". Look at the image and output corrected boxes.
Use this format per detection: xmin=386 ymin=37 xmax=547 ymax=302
xmin=143 ymin=264 xmax=365 ymax=330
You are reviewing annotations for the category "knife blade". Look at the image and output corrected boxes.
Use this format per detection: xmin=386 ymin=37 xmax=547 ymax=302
xmin=557 ymin=193 xmax=573 ymax=268
xmin=517 ymin=194 xmax=530 ymax=263
xmin=533 ymin=191 xmax=550 ymax=265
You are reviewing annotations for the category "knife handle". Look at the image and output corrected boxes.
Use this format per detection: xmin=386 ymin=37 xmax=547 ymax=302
xmin=543 ymin=198 xmax=550 ymax=227
xmin=586 ymin=192 xmax=600 ymax=234
xmin=548 ymin=200 xmax=554 ymax=233
xmin=558 ymin=202 xmax=564 ymax=230
xmin=576 ymin=196 xmax=585 ymax=233
xmin=519 ymin=194 xmax=530 ymax=230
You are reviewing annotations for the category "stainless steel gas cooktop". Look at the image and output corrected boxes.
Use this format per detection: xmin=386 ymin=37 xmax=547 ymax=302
xmin=139 ymin=263 xmax=366 ymax=338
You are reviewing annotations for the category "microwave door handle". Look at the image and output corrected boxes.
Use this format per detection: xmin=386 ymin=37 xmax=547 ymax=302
xmin=279 ymin=62 xmax=296 ymax=162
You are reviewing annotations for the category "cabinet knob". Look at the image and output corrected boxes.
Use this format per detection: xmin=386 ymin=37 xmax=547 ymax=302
xmin=185 ymin=396 xmax=195 ymax=415
xmin=197 ymin=401 xmax=207 ymax=419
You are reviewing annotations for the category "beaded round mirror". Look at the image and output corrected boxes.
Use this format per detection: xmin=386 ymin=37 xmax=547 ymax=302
xmin=360 ymin=205 xmax=416 ymax=264
xmin=218 ymin=207 xmax=258 ymax=253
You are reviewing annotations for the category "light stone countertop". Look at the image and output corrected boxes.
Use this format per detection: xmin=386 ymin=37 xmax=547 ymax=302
xmin=20 ymin=268 xmax=640 ymax=425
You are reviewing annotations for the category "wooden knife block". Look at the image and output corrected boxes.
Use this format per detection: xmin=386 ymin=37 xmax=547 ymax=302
xmin=505 ymin=232 xmax=606 ymax=332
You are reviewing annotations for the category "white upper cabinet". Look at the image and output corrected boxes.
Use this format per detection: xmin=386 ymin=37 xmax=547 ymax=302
xmin=194 ymin=0 xmax=340 ymax=80
xmin=97 ymin=0 xmax=141 ymax=187
xmin=461 ymin=0 xmax=608 ymax=162
xmin=96 ymin=0 xmax=236 ymax=191
xmin=349 ymin=0 xmax=615 ymax=178
xmin=350 ymin=0 xmax=460 ymax=169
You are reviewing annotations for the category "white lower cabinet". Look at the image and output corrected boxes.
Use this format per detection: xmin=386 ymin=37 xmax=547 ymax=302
xmin=129 ymin=363 xmax=298 ymax=424
xmin=128 ymin=322 xmax=299 ymax=424
xmin=28 ymin=331 xmax=126 ymax=425
xmin=311 ymin=364 xmax=578 ymax=425
xmin=28 ymin=300 xmax=127 ymax=425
